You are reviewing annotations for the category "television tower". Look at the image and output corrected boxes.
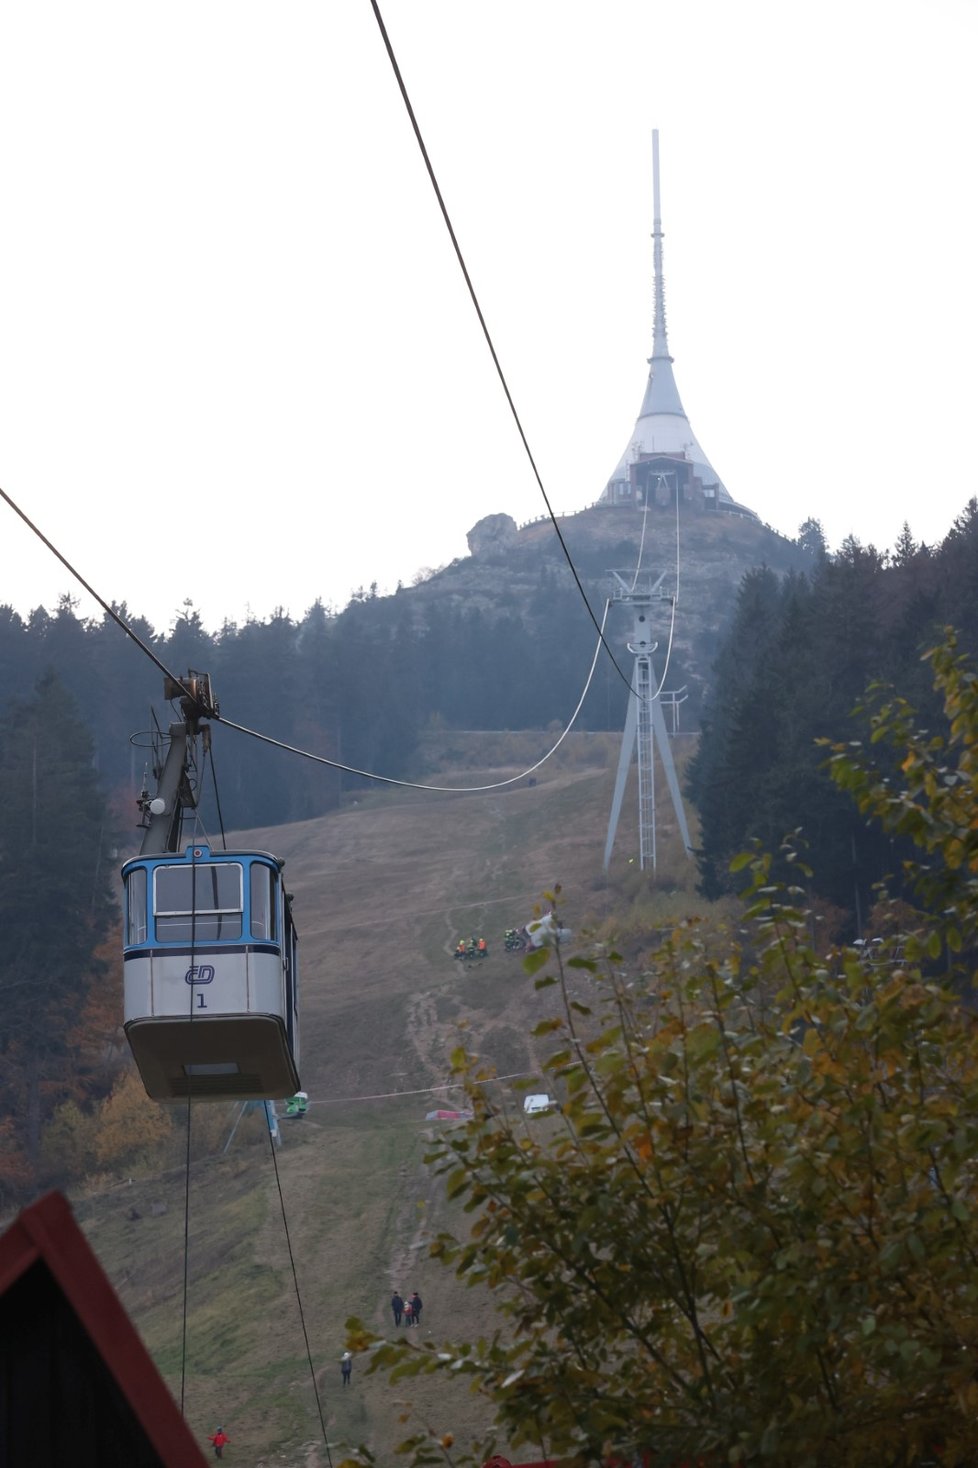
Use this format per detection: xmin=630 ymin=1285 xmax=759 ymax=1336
xmin=601 ymin=132 xmax=754 ymax=517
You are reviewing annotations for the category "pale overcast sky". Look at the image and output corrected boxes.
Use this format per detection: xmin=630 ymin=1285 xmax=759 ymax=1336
xmin=0 ymin=0 xmax=975 ymax=632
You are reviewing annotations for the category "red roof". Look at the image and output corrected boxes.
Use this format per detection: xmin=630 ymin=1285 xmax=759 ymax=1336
xmin=0 ymin=1190 xmax=208 ymax=1467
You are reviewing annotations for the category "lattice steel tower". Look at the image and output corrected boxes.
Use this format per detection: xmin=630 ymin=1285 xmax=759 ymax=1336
xmin=603 ymin=569 xmax=693 ymax=873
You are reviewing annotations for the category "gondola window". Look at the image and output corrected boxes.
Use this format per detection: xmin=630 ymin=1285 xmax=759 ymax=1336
xmin=154 ymin=863 xmax=243 ymax=941
xmin=250 ymin=863 xmax=276 ymax=941
xmin=127 ymin=867 xmax=148 ymax=944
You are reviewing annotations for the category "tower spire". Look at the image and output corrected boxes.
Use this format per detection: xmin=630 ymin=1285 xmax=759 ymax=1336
xmin=640 ymin=128 xmax=686 ymax=419
xmin=651 ymin=129 xmax=668 ymax=361
xmin=601 ymin=132 xmax=754 ymax=516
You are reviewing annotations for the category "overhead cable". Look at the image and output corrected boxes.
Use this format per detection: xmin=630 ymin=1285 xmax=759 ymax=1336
xmin=647 ymin=485 xmax=683 ymax=697
xmin=627 ymin=494 xmax=651 ymax=593
xmin=0 ymin=484 xmax=196 ymax=702
xmin=207 ymin=746 xmax=229 ymax=849
xmin=0 ymin=480 xmax=609 ymax=794
xmin=218 ymin=597 xmax=610 ymax=793
xmin=266 ymin=1118 xmax=334 ymax=1467
xmin=366 ymin=0 xmax=632 ymax=692
xmin=178 ymin=849 xmax=201 ymax=1418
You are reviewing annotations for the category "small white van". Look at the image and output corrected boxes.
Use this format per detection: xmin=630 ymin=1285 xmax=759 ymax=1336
xmin=523 ymin=1093 xmax=555 ymax=1115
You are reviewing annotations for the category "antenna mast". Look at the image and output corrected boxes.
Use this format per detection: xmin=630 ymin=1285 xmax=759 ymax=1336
xmin=650 ymin=128 xmax=670 ymax=365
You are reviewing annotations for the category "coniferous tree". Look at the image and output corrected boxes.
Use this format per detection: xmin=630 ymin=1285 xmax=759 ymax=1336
xmin=796 ymin=515 xmax=828 ymax=563
xmin=0 ymin=673 xmax=118 ymax=1180
xmin=687 ymin=566 xmax=790 ymax=896
xmin=891 ymin=520 xmax=919 ymax=568
xmin=0 ymin=606 xmax=30 ymax=702
xmin=292 ymin=599 xmax=342 ymax=817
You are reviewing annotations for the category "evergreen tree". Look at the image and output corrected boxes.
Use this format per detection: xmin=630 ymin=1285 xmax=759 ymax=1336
xmin=796 ymin=515 xmax=828 ymax=563
xmin=162 ymin=599 xmax=214 ymax=675
xmin=891 ymin=520 xmax=919 ymax=568
xmin=687 ymin=567 xmax=790 ymax=896
xmin=0 ymin=673 xmax=118 ymax=1175
xmin=936 ymin=498 xmax=978 ymax=650
xmin=0 ymin=606 xmax=30 ymax=704
xmin=292 ymin=600 xmax=342 ymax=817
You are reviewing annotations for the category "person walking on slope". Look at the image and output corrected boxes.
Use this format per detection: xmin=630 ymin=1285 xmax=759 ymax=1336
xmin=391 ymin=1290 xmax=404 ymax=1327
xmin=208 ymin=1426 xmax=230 ymax=1459
xmin=409 ymin=1291 xmax=423 ymax=1327
xmin=341 ymin=1351 xmax=353 ymax=1387
xmin=403 ymin=1296 xmax=414 ymax=1326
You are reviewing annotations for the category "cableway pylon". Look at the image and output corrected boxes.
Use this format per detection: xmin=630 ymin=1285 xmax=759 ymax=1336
xmin=603 ymin=570 xmax=693 ymax=873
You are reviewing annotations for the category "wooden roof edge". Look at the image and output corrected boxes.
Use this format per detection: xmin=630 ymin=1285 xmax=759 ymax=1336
xmin=1 ymin=1190 xmax=209 ymax=1468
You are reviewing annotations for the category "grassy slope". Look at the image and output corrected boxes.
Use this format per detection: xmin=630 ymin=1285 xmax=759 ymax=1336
xmin=70 ymin=732 xmax=701 ymax=1466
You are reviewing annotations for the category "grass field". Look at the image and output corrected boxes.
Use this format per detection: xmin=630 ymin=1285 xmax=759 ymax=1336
xmin=65 ymin=730 xmax=703 ymax=1466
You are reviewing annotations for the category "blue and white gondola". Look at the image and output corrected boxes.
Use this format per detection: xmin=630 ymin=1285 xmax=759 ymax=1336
xmin=122 ymin=844 xmax=300 ymax=1102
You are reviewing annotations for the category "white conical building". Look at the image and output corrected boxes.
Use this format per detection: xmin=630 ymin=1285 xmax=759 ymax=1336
xmin=602 ymin=133 xmax=755 ymax=518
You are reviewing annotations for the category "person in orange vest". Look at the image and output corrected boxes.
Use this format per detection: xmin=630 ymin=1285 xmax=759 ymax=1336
xmin=209 ymin=1425 xmax=230 ymax=1458
xmin=477 ymin=937 xmax=487 ymax=956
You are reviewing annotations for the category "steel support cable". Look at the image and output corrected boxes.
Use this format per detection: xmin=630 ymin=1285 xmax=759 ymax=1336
xmin=628 ymin=481 xmax=675 ymax=710
xmin=366 ymin=0 xmax=632 ymax=693
xmin=627 ymin=495 xmax=652 ymax=594
xmin=645 ymin=485 xmax=682 ymax=702
xmin=1 ymin=478 xmax=607 ymax=792
xmin=266 ymin=1113 xmax=334 ymax=1468
xmin=180 ymin=843 xmax=199 ymax=1417
xmin=649 ymin=593 xmax=678 ymax=700
xmin=0 ymin=484 xmax=199 ymax=703
xmin=207 ymin=746 xmax=228 ymax=850
xmin=218 ymin=598 xmax=611 ymax=794
xmin=674 ymin=479 xmax=681 ymax=607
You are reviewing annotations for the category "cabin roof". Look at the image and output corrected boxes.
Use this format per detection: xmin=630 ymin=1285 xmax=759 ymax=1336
xmin=0 ymin=1190 xmax=208 ymax=1468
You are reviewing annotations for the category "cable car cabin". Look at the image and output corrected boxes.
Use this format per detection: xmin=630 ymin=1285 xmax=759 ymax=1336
xmin=122 ymin=845 xmax=300 ymax=1102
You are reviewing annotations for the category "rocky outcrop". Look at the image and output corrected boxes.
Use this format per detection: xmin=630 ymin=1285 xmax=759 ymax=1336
xmin=466 ymin=513 xmax=519 ymax=558
xmin=400 ymin=503 xmax=812 ymax=714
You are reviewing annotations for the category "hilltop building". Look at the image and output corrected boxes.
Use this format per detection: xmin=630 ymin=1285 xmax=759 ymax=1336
xmin=601 ymin=134 xmax=755 ymax=519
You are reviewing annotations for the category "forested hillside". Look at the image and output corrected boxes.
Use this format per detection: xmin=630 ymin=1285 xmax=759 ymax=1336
xmin=2 ymin=496 xmax=972 ymax=917
xmin=0 ymin=501 xmax=805 ymax=830
xmin=0 ymin=675 xmax=121 ymax=1202
xmin=689 ymin=499 xmax=978 ymax=920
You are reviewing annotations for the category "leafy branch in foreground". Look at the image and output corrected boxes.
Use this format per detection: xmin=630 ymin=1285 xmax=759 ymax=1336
xmin=826 ymin=628 xmax=978 ymax=957
xmin=344 ymin=635 xmax=978 ymax=1468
